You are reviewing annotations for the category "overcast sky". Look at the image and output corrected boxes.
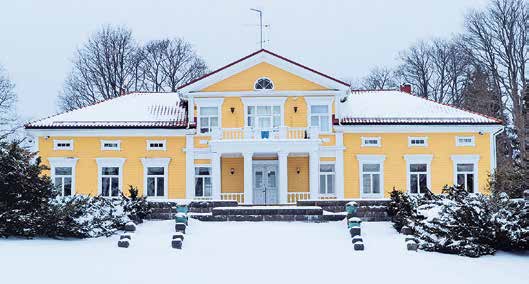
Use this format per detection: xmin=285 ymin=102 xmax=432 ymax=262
xmin=0 ymin=0 xmax=489 ymax=122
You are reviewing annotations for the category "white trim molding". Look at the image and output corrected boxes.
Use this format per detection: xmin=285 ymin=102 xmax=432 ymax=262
xmin=305 ymin=96 xmax=334 ymax=134
xmin=47 ymin=157 xmax=79 ymax=195
xmin=95 ymin=158 xmax=126 ymax=196
xmin=53 ymin=139 xmax=73 ymax=151
xmin=451 ymin=155 xmax=480 ymax=192
xmin=147 ymin=140 xmax=167 ymax=151
xmin=140 ymin=158 xmax=171 ymax=198
xmin=455 ymin=136 xmax=476 ymax=147
xmin=361 ymin=137 xmax=381 ymax=147
xmin=100 ymin=140 xmax=121 ymax=151
xmin=403 ymin=154 xmax=433 ymax=194
xmin=27 ymin=129 xmax=187 ymax=137
xmin=356 ymin=155 xmax=386 ymax=199
xmin=408 ymin=136 xmax=428 ymax=147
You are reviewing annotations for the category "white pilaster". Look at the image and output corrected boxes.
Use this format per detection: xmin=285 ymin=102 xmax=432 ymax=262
xmin=278 ymin=151 xmax=289 ymax=204
xmin=243 ymin=152 xmax=253 ymax=204
xmin=185 ymin=132 xmax=195 ymax=199
xmin=309 ymin=151 xmax=320 ymax=200
xmin=335 ymin=132 xmax=345 ymax=199
xmin=212 ymin=152 xmax=222 ymax=200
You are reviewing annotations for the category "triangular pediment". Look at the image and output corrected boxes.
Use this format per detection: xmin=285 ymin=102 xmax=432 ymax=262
xmin=178 ymin=49 xmax=350 ymax=93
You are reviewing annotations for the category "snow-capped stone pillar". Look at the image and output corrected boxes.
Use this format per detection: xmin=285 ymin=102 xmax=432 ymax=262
xmin=243 ymin=152 xmax=253 ymax=205
xmin=211 ymin=152 xmax=222 ymax=200
xmin=335 ymin=132 xmax=345 ymax=199
xmin=185 ymin=130 xmax=195 ymax=199
xmin=309 ymin=150 xmax=320 ymax=200
xmin=278 ymin=151 xmax=289 ymax=204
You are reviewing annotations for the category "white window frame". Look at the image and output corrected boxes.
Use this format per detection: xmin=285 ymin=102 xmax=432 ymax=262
xmin=195 ymin=98 xmax=224 ymax=135
xmin=408 ymin=136 xmax=428 ymax=147
xmin=241 ymin=97 xmax=287 ymax=128
xmin=53 ymin=139 xmax=73 ymax=151
xmin=146 ymin=140 xmax=166 ymax=151
xmin=404 ymin=154 xmax=433 ymax=194
xmin=141 ymin=158 xmax=170 ymax=198
xmin=100 ymin=140 xmax=121 ymax=151
xmin=306 ymin=97 xmax=333 ymax=134
xmin=357 ymin=155 xmax=385 ymax=198
xmin=361 ymin=137 xmax=381 ymax=147
xmin=451 ymin=155 xmax=480 ymax=193
xmin=319 ymin=162 xmax=336 ymax=197
xmin=253 ymin=77 xmax=274 ymax=90
xmin=96 ymin=158 xmax=126 ymax=197
xmin=48 ymin=157 xmax=78 ymax=196
xmin=456 ymin=136 xmax=476 ymax=147
xmin=194 ymin=165 xmax=213 ymax=198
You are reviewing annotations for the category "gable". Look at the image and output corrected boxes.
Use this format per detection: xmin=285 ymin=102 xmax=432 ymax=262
xmin=201 ymin=62 xmax=328 ymax=92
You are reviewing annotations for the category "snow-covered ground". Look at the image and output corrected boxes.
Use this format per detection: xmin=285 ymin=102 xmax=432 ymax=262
xmin=1 ymin=220 xmax=528 ymax=284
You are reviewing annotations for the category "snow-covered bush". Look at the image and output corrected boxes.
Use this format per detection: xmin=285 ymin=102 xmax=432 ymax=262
xmin=122 ymin=185 xmax=151 ymax=223
xmin=389 ymin=186 xmax=529 ymax=257
xmin=0 ymin=140 xmax=129 ymax=238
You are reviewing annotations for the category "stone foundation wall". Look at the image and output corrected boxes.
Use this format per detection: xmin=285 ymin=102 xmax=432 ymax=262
xmin=297 ymin=199 xmax=390 ymax=221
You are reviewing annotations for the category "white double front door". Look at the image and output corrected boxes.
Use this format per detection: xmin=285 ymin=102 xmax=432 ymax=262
xmin=253 ymin=162 xmax=279 ymax=204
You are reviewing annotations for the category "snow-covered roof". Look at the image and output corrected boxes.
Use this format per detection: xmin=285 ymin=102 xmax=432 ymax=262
xmin=26 ymin=92 xmax=188 ymax=129
xmin=337 ymin=90 xmax=500 ymax=125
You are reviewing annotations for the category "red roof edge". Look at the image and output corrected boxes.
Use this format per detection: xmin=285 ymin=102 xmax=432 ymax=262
xmin=177 ymin=49 xmax=351 ymax=91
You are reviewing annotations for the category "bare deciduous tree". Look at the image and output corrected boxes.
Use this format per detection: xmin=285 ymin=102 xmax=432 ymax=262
xmin=395 ymin=41 xmax=433 ymax=98
xmin=361 ymin=66 xmax=397 ymax=90
xmin=0 ymin=64 xmax=16 ymax=135
xmin=463 ymin=0 xmax=528 ymax=167
xmin=59 ymin=26 xmax=208 ymax=111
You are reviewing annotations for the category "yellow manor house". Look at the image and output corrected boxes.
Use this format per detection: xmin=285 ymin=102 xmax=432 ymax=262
xmin=25 ymin=50 xmax=503 ymax=204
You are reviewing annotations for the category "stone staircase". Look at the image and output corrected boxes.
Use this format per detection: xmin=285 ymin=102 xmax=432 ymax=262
xmin=147 ymin=199 xmax=390 ymax=222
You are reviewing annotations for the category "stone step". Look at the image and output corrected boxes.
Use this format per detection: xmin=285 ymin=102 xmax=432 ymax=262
xmin=191 ymin=213 xmax=345 ymax=222
xmin=211 ymin=206 xmax=323 ymax=216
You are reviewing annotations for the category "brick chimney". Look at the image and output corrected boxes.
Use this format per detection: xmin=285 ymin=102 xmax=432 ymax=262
xmin=400 ymin=84 xmax=412 ymax=94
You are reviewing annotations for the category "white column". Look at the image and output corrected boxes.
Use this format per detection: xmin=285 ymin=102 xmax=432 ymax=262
xmin=335 ymin=132 xmax=345 ymax=199
xmin=278 ymin=151 xmax=289 ymax=204
xmin=211 ymin=152 xmax=222 ymax=200
xmin=309 ymin=150 xmax=320 ymax=200
xmin=185 ymin=132 xmax=195 ymax=199
xmin=243 ymin=152 xmax=253 ymax=204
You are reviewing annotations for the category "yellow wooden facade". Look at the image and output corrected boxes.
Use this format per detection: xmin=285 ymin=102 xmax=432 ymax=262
xmin=28 ymin=50 xmax=500 ymax=202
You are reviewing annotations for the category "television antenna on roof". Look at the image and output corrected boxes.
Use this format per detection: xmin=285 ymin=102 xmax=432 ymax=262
xmin=250 ymin=8 xmax=269 ymax=49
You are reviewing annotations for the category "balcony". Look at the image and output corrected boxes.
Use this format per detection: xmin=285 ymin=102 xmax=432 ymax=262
xmin=210 ymin=126 xmax=320 ymax=141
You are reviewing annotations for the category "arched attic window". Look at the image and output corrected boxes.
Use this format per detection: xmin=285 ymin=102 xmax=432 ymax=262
xmin=254 ymin=77 xmax=274 ymax=90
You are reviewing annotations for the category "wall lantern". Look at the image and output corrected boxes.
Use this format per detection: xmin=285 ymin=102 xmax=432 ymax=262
xmin=296 ymin=167 xmax=301 ymax=174
xmin=293 ymin=106 xmax=298 ymax=113
xmin=230 ymin=168 xmax=235 ymax=175
xmin=230 ymin=107 xmax=235 ymax=114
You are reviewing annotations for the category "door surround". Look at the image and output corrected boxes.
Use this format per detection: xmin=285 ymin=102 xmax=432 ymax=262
xmin=252 ymin=160 xmax=279 ymax=204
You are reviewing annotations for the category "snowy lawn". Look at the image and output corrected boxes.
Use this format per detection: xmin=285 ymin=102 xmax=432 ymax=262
xmin=1 ymin=220 xmax=528 ymax=284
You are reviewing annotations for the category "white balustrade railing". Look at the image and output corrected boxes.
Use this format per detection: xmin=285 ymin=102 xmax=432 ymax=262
xmin=287 ymin=192 xmax=311 ymax=203
xmin=221 ymin=192 xmax=245 ymax=204
xmin=211 ymin=126 xmax=319 ymax=141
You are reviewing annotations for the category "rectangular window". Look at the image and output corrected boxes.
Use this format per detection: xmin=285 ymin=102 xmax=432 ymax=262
xmin=408 ymin=137 xmax=428 ymax=147
xmin=456 ymin=163 xmax=475 ymax=192
xmin=247 ymin=105 xmax=281 ymax=129
xmin=101 ymin=140 xmax=120 ymax=151
xmin=199 ymin=106 xmax=219 ymax=134
xmin=319 ymin=164 xmax=335 ymax=195
xmin=147 ymin=140 xmax=166 ymax=151
xmin=194 ymin=167 xmax=212 ymax=198
xmin=101 ymin=167 xmax=120 ymax=197
xmin=361 ymin=137 xmax=381 ymax=147
xmin=54 ymin=167 xmax=73 ymax=196
xmin=146 ymin=167 xmax=165 ymax=197
xmin=456 ymin=136 xmax=475 ymax=147
xmin=53 ymin=140 xmax=73 ymax=150
xmin=409 ymin=164 xmax=428 ymax=194
xmin=310 ymin=105 xmax=330 ymax=132
xmin=361 ymin=163 xmax=381 ymax=194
